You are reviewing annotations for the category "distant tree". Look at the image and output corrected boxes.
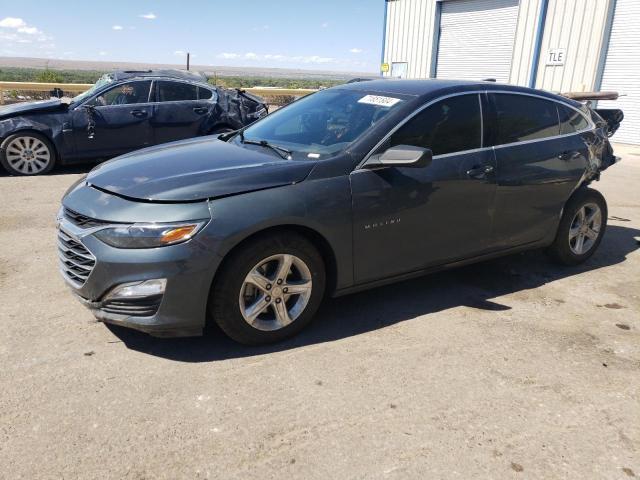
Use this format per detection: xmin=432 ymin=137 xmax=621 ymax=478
xmin=269 ymin=95 xmax=296 ymax=107
xmin=36 ymin=69 xmax=63 ymax=83
xmin=208 ymin=75 xmax=343 ymax=90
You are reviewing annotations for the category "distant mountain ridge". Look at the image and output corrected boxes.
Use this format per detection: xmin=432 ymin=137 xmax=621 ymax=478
xmin=0 ymin=56 xmax=376 ymax=80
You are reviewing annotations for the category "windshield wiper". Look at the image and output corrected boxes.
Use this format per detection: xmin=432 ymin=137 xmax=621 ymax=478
xmin=217 ymin=127 xmax=243 ymax=142
xmin=239 ymin=132 xmax=292 ymax=160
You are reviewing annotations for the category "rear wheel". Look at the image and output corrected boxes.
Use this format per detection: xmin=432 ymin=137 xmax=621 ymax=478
xmin=0 ymin=132 xmax=55 ymax=176
xmin=210 ymin=233 xmax=326 ymax=345
xmin=547 ymin=187 xmax=607 ymax=265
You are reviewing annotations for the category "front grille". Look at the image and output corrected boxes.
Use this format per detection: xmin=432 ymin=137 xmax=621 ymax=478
xmin=101 ymin=295 xmax=162 ymax=317
xmin=57 ymin=228 xmax=96 ymax=287
xmin=63 ymin=208 xmax=112 ymax=229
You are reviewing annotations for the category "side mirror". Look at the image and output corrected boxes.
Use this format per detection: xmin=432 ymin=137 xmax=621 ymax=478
xmin=366 ymin=145 xmax=432 ymax=169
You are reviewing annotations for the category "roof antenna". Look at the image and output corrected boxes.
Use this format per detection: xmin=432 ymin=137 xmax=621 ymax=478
xmin=483 ymin=78 xmax=496 ymax=82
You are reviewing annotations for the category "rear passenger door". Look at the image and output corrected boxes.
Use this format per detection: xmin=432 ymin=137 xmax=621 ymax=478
xmin=488 ymin=93 xmax=590 ymax=248
xmin=150 ymin=80 xmax=216 ymax=145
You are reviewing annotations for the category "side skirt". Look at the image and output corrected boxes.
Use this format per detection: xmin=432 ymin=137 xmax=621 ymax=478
xmin=332 ymin=239 xmax=551 ymax=298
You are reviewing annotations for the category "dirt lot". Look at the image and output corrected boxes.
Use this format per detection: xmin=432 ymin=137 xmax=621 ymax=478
xmin=1 ymin=145 xmax=639 ymax=479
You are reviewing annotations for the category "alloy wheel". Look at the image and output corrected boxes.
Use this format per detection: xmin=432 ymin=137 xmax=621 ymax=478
xmin=5 ymin=136 xmax=52 ymax=175
xmin=239 ymin=253 xmax=313 ymax=331
xmin=568 ymin=202 xmax=602 ymax=255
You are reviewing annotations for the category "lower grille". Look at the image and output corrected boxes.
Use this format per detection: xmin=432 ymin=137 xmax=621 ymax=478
xmin=101 ymin=295 xmax=162 ymax=317
xmin=57 ymin=228 xmax=96 ymax=287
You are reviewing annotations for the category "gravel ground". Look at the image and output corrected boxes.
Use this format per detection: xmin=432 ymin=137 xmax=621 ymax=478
xmin=0 ymin=144 xmax=639 ymax=479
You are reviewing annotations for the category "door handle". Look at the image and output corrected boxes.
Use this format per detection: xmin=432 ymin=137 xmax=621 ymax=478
xmin=130 ymin=109 xmax=147 ymax=118
xmin=193 ymin=107 xmax=208 ymax=115
xmin=558 ymin=151 xmax=573 ymax=160
xmin=466 ymin=164 xmax=494 ymax=179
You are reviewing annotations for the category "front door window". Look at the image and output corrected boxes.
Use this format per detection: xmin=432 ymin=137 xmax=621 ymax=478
xmin=88 ymin=81 xmax=152 ymax=106
xmin=382 ymin=94 xmax=482 ymax=156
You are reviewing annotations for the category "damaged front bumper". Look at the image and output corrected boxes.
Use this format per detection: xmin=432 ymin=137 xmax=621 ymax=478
xmin=58 ymin=221 xmax=219 ymax=337
xmin=57 ymin=184 xmax=222 ymax=337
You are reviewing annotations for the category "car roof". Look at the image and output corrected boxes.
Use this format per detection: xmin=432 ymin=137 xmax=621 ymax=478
xmin=338 ymin=78 xmax=577 ymax=106
xmin=111 ymin=69 xmax=208 ymax=84
xmin=338 ymin=78 xmax=489 ymax=96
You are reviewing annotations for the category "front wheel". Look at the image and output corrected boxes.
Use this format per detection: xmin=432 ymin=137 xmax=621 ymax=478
xmin=547 ymin=187 xmax=607 ymax=265
xmin=0 ymin=132 xmax=56 ymax=176
xmin=210 ymin=233 xmax=326 ymax=345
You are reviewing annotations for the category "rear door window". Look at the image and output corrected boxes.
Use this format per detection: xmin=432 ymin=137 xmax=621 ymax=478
xmin=388 ymin=94 xmax=482 ymax=156
xmin=558 ymin=104 xmax=589 ymax=134
xmin=491 ymin=93 xmax=560 ymax=145
xmin=156 ymin=81 xmax=199 ymax=102
xmin=198 ymin=87 xmax=213 ymax=100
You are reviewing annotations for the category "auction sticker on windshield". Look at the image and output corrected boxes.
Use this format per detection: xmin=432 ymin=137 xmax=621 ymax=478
xmin=358 ymin=95 xmax=402 ymax=108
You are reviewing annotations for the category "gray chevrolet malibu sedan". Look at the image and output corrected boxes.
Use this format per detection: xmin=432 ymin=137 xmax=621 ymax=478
xmin=57 ymin=79 xmax=621 ymax=345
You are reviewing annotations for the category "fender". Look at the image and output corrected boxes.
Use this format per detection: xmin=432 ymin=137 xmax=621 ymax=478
xmin=207 ymin=175 xmax=354 ymax=291
xmin=0 ymin=114 xmax=73 ymax=161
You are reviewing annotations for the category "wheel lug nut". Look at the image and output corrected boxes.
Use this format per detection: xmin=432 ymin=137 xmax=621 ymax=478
xmin=266 ymin=284 xmax=271 ymax=290
xmin=277 ymin=279 xmax=283 ymax=285
xmin=283 ymin=287 xmax=288 ymax=293
xmin=265 ymin=296 xmax=271 ymax=302
xmin=275 ymin=298 xmax=281 ymax=304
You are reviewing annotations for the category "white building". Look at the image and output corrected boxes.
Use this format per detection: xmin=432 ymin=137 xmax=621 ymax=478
xmin=381 ymin=0 xmax=639 ymax=144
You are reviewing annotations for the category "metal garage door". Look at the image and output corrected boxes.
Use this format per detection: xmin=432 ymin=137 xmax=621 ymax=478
xmin=436 ymin=0 xmax=519 ymax=83
xmin=598 ymin=0 xmax=640 ymax=145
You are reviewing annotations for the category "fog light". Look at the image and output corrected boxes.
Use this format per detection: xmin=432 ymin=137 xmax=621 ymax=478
xmin=104 ymin=279 xmax=167 ymax=300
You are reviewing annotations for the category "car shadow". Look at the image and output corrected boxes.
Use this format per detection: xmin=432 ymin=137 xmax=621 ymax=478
xmin=106 ymin=224 xmax=640 ymax=363
xmin=0 ymin=162 xmax=95 ymax=177
xmin=47 ymin=163 xmax=96 ymax=176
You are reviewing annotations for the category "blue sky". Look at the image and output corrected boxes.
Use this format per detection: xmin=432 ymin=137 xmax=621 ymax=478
xmin=0 ymin=1 xmax=384 ymax=73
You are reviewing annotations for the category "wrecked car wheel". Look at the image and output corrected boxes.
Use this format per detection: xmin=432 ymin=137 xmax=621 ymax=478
xmin=210 ymin=233 xmax=325 ymax=345
xmin=0 ymin=132 xmax=55 ymax=176
xmin=547 ymin=187 xmax=607 ymax=266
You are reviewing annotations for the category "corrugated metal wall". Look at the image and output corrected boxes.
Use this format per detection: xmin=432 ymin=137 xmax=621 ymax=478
xmin=383 ymin=0 xmax=437 ymax=78
xmin=534 ymin=0 xmax=612 ymax=92
xmin=436 ymin=0 xmax=520 ymax=82
xmin=383 ymin=0 xmax=614 ymax=92
xmin=383 ymin=0 xmax=538 ymax=82
xmin=509 ymin=0 xmax=542 ymax=86
xmin=598 ymin=0 xmax=640 ymax=144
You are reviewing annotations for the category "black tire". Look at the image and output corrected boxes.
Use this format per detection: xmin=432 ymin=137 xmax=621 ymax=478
xmin=0 ymin=131 xmax=56 ymax=176
xmin=547 ymin=187 xmax=607 ymax=266
xmin=210 ymin=232 xmax=326 ymax=345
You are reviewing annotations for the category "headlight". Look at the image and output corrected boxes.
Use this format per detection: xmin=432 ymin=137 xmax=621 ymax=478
xmin=94 ymin=222 xmax=206 ymax=249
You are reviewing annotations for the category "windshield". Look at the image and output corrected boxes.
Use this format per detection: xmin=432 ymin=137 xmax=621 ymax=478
xmin=237 ymin=89 xmax=407 ymax=160
xmin=70 ymin=74 xmax=114 ymax=104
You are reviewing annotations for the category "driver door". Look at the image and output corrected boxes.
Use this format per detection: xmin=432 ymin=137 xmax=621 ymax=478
xmin=350 ymin=93 xmax=498 ymax=283
xmin=71 ymin=80 xmax=153 ymax=159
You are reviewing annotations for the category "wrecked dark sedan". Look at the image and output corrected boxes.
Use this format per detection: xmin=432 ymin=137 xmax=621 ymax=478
xmin=0 ymin=70 xmax=267 ymax=175
xmin=57 ymin=79 xmax=622 ymax=345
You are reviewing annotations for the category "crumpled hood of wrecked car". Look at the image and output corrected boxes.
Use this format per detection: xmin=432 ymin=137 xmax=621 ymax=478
xmin=0 ymin=98 xmax=66 ymax=119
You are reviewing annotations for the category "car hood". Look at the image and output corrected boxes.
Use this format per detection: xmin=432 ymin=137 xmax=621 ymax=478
xmin=0 ymin=98 xmax=67 ymax=119
xmin=87 ymin=136 xmax=317 ymax=202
